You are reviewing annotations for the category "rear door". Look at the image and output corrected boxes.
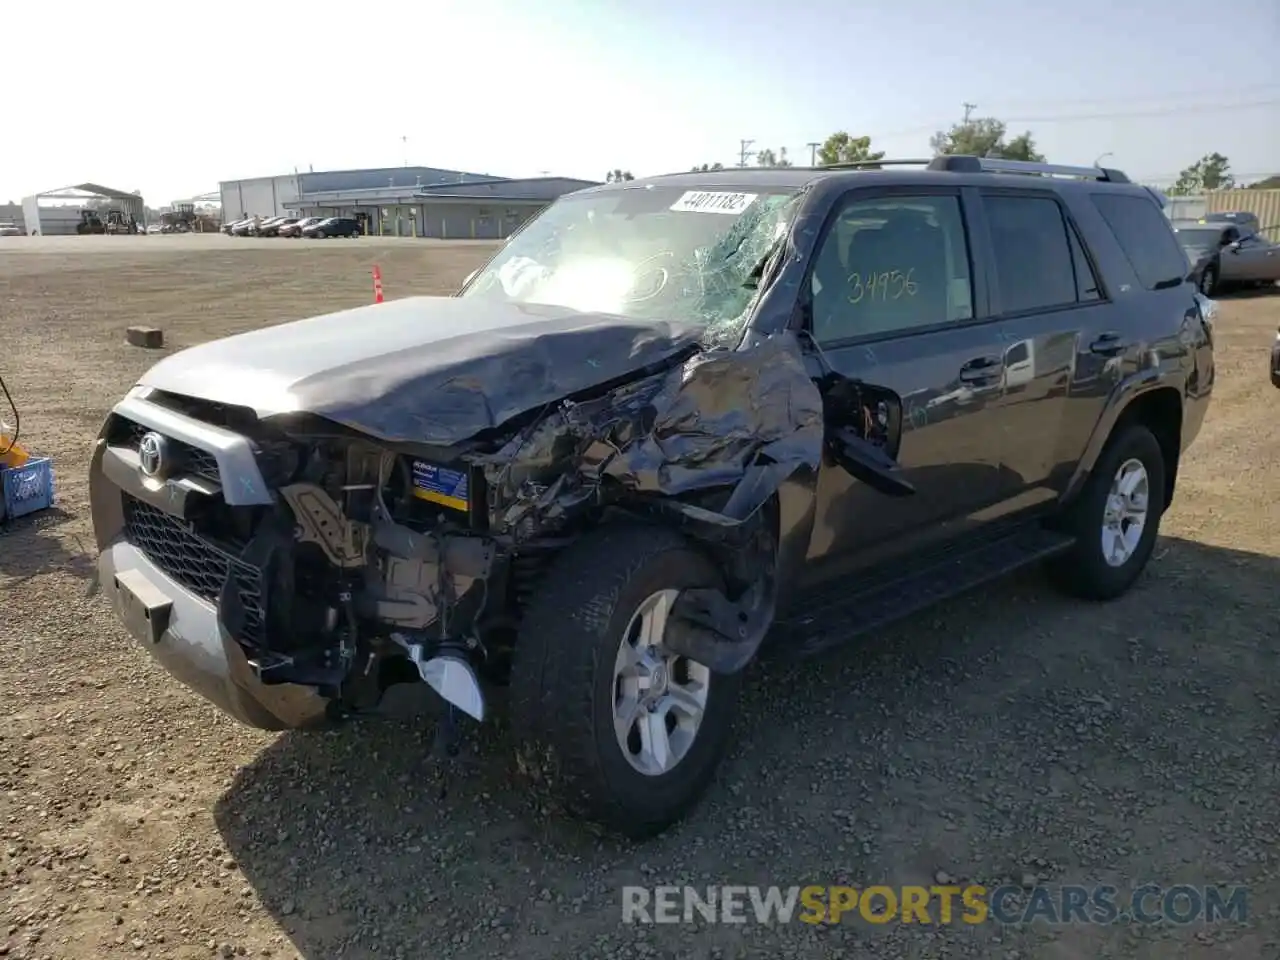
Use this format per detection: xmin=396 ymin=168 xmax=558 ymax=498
xmin=972 ymin=189 xmax=1110 ymax=502
xmin=1230 ymin=231 xmax=1280 ymax=281
xmin=802 ymin=185 xmax=1014 ymax=569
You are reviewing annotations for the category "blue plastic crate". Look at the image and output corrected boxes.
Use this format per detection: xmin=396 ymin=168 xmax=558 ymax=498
xmin=1 ymin=456 xmax=55 ymax=521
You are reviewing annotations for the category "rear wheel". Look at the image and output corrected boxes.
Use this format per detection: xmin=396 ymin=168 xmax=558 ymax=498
xmin=1046 ymin=422 xmax=1166 ymax=600
xmin=510 ymin=524 xmax=741 ymax=839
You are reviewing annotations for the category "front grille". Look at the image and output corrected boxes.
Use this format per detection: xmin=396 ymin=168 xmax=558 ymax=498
xmin=109 ymin=418 xmax=221 ymax=484
xmin=122 ymin=497 xmax=265 ymax=644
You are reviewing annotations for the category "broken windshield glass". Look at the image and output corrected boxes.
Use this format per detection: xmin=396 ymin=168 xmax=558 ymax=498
xmin=460 ymin=185 xmax=800 ymax=343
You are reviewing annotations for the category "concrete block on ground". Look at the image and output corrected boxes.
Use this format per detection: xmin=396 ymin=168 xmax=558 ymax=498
xmin=126 ymin=326 xmax=164 ymax=349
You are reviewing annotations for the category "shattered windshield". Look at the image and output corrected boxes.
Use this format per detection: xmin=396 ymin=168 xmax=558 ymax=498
xmin=459 ymin=185 xmax=801 ymax=343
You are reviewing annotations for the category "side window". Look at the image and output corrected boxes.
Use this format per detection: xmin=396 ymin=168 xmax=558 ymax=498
xmin=1068 ymin=224 xmax=1102 ymax=302
xmin=809 ymin=194 xmax=973 ymax=343
xmin=1090 ymin=194 xmax=1188 ymax=290
xmin=984 ymin=195 xmax=1078 ymax=314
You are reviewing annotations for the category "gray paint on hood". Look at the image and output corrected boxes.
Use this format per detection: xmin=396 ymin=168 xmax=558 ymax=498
xmin=139 ymin=296 xmax=707 ymax=444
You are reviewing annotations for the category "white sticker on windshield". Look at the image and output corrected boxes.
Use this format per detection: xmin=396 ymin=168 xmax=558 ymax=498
xmin=669 ymin=191 xmax=758 ymax=215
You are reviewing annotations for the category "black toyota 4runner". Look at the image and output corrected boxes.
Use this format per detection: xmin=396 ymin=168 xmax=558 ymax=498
xmin=90 ymin=156 xmax=1214 ymax=838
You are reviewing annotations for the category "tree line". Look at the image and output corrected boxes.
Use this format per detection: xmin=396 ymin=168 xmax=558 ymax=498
xmin=604 ymin=116 xmax=1276 ymax=192
xmin=684 ymin=115 xmax=1048 ymax=173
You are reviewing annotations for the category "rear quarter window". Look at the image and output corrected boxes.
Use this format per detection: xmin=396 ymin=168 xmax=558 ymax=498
xmin=1090 ymin=194 xmax=1188 ymax=290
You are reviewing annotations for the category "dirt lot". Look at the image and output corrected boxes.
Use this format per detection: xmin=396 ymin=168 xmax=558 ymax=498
xmin=1 ymin=235 xmax=1277 ymax=960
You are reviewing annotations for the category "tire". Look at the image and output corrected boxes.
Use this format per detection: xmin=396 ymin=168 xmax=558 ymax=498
xmin=510 ymin=523 xmax=742 ymax=839
xmin=1046 ymin=422 xmax=1166 ymax=601
xmin=1199 ymin=263 xmax=1218 ymax=297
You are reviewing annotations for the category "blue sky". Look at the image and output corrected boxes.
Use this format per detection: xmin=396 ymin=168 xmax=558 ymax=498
xmin=4 ymin=0 xmax=1277 ymax=205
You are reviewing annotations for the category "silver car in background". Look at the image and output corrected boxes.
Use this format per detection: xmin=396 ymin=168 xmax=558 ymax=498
xmin=1171 ymin=218 xmax=1280 ymax=295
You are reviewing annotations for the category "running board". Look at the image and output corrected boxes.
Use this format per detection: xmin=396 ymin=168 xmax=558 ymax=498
xmin=775 ymin=526 xmax=1076 ymax=659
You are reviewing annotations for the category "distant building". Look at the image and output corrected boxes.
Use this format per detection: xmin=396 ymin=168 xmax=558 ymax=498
xmin=219 ymin=166 xmax=599 ymax=239
xmin=0 ymin=202 xmax=24 ymax=232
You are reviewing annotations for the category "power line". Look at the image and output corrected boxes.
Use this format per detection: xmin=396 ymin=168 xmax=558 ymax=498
xmin=868 ymin=98 xmax=1280 ymax=143
xmin=975 ymin=83 xmax=1280 ymax=113
xmin=1003 ymin=98 xmax=1280 ymax=124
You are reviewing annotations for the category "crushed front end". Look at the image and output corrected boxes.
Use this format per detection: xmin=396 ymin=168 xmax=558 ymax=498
xmin=89 ymin=386 xmax=508 ymax=730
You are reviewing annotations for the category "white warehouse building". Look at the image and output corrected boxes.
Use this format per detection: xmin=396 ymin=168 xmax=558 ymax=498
xmin=220 ymin=166 xmax=598 ymax=240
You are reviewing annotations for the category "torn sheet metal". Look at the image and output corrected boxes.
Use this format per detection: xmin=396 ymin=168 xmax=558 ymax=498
xmin=600 ymin=332 xmax=823 ymax=517
xmin=481 ymin=331 xmax=824 ymax=536
xmin=136 ymin=296 xmax=707 ymax=446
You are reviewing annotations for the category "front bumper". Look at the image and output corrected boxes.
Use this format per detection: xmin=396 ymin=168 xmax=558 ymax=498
xmin=99 ymin=541 xmax=330 ymax=730
xmin=89 ymin=400 xmax=328 ymax=732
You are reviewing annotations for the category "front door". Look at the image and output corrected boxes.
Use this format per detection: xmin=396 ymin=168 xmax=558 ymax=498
xmin=1230 ymin=232 xmax=1280 ymax=281
xmin=802 ymin=186 xmax=1013 ymax=576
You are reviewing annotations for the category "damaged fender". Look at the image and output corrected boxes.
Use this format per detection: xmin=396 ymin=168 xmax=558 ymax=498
xmin=481 ymin=331 xmax=826 ymax=675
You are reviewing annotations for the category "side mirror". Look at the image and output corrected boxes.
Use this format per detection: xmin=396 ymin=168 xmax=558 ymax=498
xmin=826 ymin=427 xmax=915 ymax=497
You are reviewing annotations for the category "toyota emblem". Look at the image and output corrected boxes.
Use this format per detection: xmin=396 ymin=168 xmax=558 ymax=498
xmin=137 ymin=432 xmax=169 ymax=479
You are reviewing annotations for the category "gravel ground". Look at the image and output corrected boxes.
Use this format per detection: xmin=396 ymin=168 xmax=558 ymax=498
xmin=1 ymin=235 xmax=1277 ymax=960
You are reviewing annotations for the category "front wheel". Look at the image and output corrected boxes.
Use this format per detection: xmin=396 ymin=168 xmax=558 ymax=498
xmin=510 ymin=524 xmax=741 ymax=839
xmin=1199 ymin=263 xmax=1218 ymax=297
xmin=1046 ymin=422 xmax=1166 ymax=600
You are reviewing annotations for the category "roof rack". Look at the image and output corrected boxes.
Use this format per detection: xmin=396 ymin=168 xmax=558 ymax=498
xmin=818 ymin=155 xmax=1130 ymax=183
xmin=818 ymin=158 xmax=936 ymax=170
xmin=929 ymin=155 xmax=1130 ymax=183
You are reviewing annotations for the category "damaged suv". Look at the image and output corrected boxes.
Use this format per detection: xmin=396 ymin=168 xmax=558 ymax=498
xmin=91 ymin=156 xmax=1213 ymax=838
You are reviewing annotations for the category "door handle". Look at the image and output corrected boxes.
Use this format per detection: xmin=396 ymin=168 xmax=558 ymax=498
xmin=1089 ymin=333 xmax=1129 ymax=357
xmin=958 ymin=357 xmax=1003 ymax=383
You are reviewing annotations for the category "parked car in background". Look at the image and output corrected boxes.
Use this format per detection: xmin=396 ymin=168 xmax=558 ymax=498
xmin=278 ymin=217 xmax=323 ymax=238
xmin=1200 ymin=211 xmax=1262 ymax=236
xmin=1171 ymin=219 xmax=1280 ymax=295
xmin=146 ymin=224 xmax=164 ymax=235
xmin=301 ymin=216 xmax=362 ymax=238
xmin=251 ymin=216 xmax=289 ymax=237
xmin=0 ymin=220 xmax=23 ymax=237
xmin=258 ymin=217 xmax=301 ymax=238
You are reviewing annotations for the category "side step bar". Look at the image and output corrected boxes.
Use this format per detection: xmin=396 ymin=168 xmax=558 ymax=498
xmin=775 ymin=526 xmax=1076 ymax=659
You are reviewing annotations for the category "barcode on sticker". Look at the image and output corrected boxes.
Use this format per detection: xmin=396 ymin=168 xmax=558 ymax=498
xmin=669 ymin=191 xmax=758 ymax=214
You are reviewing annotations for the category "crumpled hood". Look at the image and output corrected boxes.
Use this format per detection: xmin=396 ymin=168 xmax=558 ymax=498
xmin=139 ymin=296 xmax=706 ymax=445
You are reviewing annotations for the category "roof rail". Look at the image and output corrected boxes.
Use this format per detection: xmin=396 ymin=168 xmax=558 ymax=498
xmin=818 ymin=158 xmax=934 ymax=170
xmin=928 ymin=155 xmax=1131 ymax=183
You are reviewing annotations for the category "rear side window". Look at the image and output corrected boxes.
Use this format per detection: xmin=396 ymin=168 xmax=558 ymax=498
xmin=1090 ymin=194 xmax=1188 ymax=290
xmin=985 ymin=195 xmax=1078 ymax=314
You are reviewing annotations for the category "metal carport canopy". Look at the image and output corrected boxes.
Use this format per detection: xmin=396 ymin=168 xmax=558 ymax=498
xmin=21 ymin=183 xmax=146 ymax=235
xmin=34 ymin=182 xmax=142 ymax=202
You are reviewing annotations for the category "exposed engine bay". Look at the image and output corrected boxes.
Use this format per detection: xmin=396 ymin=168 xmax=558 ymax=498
xmin=112 ymin=332 xmax=910 ymax=729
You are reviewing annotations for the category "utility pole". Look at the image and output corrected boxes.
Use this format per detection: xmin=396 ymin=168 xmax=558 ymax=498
xmin=737 ymin=139 xmax=756 ymax=167
xmin=402 ymin=135 xmax=409 ymax=167
xmin=807 ymin=141 xmax=821 ymax=166
xmin=962 ymin=102 xmax=977 ymax=124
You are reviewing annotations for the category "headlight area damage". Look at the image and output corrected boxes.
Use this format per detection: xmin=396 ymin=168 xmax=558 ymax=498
xmin=223 ymin=333 xmax=827 ymax=733
xmin=116 ymin=308 xmax=913 ymax=757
